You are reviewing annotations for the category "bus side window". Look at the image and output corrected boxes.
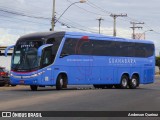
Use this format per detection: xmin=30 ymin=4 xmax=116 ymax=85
xmin=135 ymin=43 xmax=146 ymax=57
xmin=145 ymin=44 xmax=154 ymax=57
xmin=79 ymin=41 xmax=93 ymax=55
xmin=127 ymin=42 xmax=135 ymax=57
xmin=116 ymin=42 xmax=132 ymax=57
xmin=61 ymin=38 xmax=77 ymax=56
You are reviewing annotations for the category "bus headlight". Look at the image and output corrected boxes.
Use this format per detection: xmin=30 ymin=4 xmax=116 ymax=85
xmin=38 ymin=71 xmax=44 ymax=75
xmin=30 ymin=74 xmax=38 ymax=77
xmin=30 ymin=71 xmax=44 ymax=78
xmin=10 ymin=73 xmax=13 ymax=77
xmin=22 ymin=74 xmax=38 ymax=78
xmin=11 ymin=71 xmax=45 ymax=79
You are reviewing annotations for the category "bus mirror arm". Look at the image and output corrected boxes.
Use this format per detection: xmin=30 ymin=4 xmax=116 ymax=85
xmin=5 ymin=45 xmax=15 ymax=57
xmin=38 ymin=44 xmax=53 ymax=57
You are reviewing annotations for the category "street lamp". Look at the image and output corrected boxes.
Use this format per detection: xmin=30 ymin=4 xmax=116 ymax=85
xmin=51 ymin=0 xmax=86 ymax=31
xmin=138 ymin=29 xmax=153 ymax=40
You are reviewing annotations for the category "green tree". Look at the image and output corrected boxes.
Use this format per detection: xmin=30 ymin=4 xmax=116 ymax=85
xmin=156 ymin=56 xmax=160 ymax=67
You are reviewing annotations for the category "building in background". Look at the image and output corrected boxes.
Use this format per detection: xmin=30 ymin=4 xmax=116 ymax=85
xmin=134 ymin=33 xmax=145 ymax=40
xmin=0 ymin=46 xmax=12 ymax=70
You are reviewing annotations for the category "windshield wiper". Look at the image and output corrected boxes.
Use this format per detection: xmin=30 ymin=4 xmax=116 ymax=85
xmin=60 ymin=53 xmax=70 ymax=58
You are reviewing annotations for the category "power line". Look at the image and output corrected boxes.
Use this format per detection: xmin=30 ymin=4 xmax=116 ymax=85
xmin=58 ymin=16 xmax=98 ymax=32
xmin=86 ymin=0 xmax=154 ymax=31
xmin=0 ymin=0 xmax=158 ymax=38
xmin=0 ymin=5 xmax=45 ymax=18
xmin=0 ymin=0 xmax=51 ymax=17
xmin=0 ymin=4 xmax=95 ymax=32
xmin=0 ymin=13 xmax=50 ymax=25
xmin=87 ymin=0 xmax=112 ymax=15
xmin=57 ymin=20 xmax=97 ymax=33
xmin=66 ymin=0 xmax=107 ymax=16
xmin=0 ymin=6 xmax=97 ymax=33
xmin=0 ymin=8 xmax=50 ymax=20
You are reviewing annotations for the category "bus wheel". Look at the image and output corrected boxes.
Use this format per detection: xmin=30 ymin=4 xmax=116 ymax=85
xmin=30 ymin=85 xmax=38 ymax=91
xmin=120 ymin=75 xmax=128 ymax=89
xmin=56 ymin=74 xmax=67 ymax=90
xmin=115 ymin=75 xmax=128 ymax=89
xmin=106 ymin=85 xmax=113 ymax=89
xmin=129 ymin=75 xmax=138 ymax=89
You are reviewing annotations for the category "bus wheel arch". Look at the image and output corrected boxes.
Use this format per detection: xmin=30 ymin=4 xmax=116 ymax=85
xmin=56 ymin=73 xmax=68 ymax=90
xmin=129 ymin=73 xmax=140 ymax=89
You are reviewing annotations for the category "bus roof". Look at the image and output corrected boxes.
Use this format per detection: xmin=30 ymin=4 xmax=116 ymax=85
xmin=65 ymin=31 xmax=154 ymax=44
xmin=19 ymin=31 xmax=65 ymax=40
xmin=18 ymin=31 xmax=154 ymax=44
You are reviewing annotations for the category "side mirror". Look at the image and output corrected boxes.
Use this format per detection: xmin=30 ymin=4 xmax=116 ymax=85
xmin=37 ymin=44 xmax=53 ymax=57
xmin=5 ymin=45 xmax=15 ymax=57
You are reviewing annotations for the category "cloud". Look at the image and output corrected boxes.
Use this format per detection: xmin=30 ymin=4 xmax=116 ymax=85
xmin=89 ymin=27 xmax=131 ymax=38
xmin=0 ymin=28 xmax=19 ymax=46
xmin=0 ymin=0 xmax=159 ymax=55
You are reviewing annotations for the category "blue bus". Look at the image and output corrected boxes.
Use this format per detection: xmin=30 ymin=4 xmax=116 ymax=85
xmin=5 ymin=31 xmax=155 ymax=91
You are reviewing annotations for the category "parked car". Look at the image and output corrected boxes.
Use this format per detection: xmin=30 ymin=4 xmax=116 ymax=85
xmin=0 ymin=67 xmax=10 ymax=86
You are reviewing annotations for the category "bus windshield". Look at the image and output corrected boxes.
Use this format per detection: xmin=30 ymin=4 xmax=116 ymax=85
xmin=11 ymin=40 xmax=43 ymax=71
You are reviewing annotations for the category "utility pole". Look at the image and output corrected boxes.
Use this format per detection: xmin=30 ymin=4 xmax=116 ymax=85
xmin=96 ymin=17 xmax=104 ymax=34
xmin=130 ymin=22 xmax=144 ymax=39
xmin=51 ymin=0 xmax=86 ymax=31
xmin=110 ymin=14 xmax=127 ymax=37
xmin=51 ymin=0 xmax=56 ymax=31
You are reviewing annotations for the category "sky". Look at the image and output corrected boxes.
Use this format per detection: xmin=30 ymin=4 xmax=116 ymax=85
xmin=0 ymin=0 xmax=160 ymax=55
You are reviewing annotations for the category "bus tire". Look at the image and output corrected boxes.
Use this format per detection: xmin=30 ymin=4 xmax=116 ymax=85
xmin=56 ymin=74 xmax=67 ymax=90
xmin=129 ymin=75 xmax=138 ymax=89
xmin=30 ymin=85 xmax=38 ymax=91
xmin=120 ymin=75 xmax=128 ymax=89
xmin=115 ymin=75 xmax=128 ymax=89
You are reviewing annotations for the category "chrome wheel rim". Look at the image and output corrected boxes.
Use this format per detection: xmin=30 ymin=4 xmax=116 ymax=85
xmin=60 ymin=78 xmax=63 ymax=85
xmin=132 ymin=78 xmax=137 ymax=86
xmin=122 ymin=78 xmax=127 ymax=87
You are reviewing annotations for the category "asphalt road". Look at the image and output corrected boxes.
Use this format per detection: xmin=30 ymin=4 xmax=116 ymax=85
xmin=0 ymin=76 xmax=160 ymax=119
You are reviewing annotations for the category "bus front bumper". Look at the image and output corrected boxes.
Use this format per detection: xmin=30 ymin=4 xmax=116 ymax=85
xmin=10 ymin=72 xmax=42 ymax=85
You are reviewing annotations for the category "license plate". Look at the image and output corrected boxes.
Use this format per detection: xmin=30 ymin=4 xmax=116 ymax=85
xmin=19 ymin=80 xmax=24 ymax=84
